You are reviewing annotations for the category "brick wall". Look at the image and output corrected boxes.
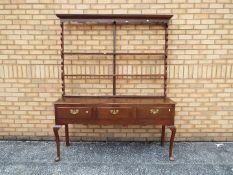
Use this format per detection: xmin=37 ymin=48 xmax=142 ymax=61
xmin=0 ymin=0 xmax=233 ymax=141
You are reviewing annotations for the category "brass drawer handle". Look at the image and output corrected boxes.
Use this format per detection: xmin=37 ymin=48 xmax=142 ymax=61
xmin=70 ymin=109 xmax=79 ymax=115
xmin=150 ymin=108 xmax=159 ymax=115
xmin=110 ymin=109 xmax=119 ymax=115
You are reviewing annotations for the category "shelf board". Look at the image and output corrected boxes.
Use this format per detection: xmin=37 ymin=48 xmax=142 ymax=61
xmin=65 ymin=74 xmax=111 ymax=77
xmin=64 ymin=52 xmax=112 ymax=55
xmin=64 ymin=74 xmax=164 ymax=79
xmin=63 ymin=95 xmax=166 ymax=98
xmin=64 ymin=52 xmax=165 ymax=56
xmin=116 ymin=53 xmax=165 ymax=56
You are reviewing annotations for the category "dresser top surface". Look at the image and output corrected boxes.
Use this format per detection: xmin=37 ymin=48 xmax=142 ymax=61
xmin=54 ymin=96 xmax=175 ymax=105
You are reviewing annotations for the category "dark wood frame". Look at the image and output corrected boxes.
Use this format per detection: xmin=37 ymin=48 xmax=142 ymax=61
xmin=54 ymin=14 xmax=176 ymax=162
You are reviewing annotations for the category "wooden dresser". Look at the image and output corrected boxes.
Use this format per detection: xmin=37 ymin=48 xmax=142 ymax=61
xmin=54 ymin=14 xmax=176 ymax=161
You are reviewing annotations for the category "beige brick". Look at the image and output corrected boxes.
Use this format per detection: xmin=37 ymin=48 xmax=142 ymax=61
xmin=0 ymin=1 xmax=232 ymax=141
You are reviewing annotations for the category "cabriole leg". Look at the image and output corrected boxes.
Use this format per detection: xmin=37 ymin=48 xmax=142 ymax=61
xmin=53 ymin=125 xmax=62 ymax=162
xmin=161 ymin=125 xmax=165 ymax=146
xmin=65 ymin=124 xmax=70 ymax=146
xmin=168 ymin=125 xmax=176 ymax=161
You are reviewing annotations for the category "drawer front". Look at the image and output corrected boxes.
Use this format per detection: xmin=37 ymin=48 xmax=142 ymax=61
xmin=97 ymin=107 xmax=133 ymax=120
xmin=137 ymin=106 xmax=174 ymax=119
xmin=56 ymin=107 xmax=92 ymax=119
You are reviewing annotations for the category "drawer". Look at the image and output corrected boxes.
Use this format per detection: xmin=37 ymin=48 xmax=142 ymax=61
xmin=137 ymin=106 xmax=174 ymax=119
xmin=97 ymin=107 xmax=133 ymax=120
xmin=56 ymin=107 xmax=92 ymax=119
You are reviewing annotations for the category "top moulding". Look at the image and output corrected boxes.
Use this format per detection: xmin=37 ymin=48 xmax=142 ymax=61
xmin=56 ymin=14 xmax=173 ymax=25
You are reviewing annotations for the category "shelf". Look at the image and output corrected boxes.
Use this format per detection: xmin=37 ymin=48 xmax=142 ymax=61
xmin=64 ymin=74 xmax=164 ymax=79
xmin=116 ymin=53 xmax=165 ymax=56
xmin=65 ymin=74 xmax=112 ymax=77
xmin=64 ymin=52 xmax=113 ymax=55
xmin=64 ymin=52 xmax=165 ymax=56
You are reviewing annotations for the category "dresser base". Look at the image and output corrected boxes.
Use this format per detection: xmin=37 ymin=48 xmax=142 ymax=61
xmin=53 ymin=96 xmax=176 ymax=161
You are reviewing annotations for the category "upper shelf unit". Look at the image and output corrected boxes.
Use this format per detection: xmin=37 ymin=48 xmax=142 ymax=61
xmin=56 ymin=14 xmax=173 ymax=25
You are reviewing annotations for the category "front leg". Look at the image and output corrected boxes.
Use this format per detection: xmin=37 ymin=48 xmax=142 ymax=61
xmin=168 ymin=125 xmax=176 ymax=161
xmin=53 ymin=125 xmax=62 ymax=162
xmin=161 ymin=125 xmax=165 ymax=146
xmin=65 ymin=124 xmax=70 ymax=146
